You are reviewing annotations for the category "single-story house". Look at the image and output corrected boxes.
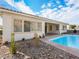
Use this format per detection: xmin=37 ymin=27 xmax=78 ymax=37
xmin=0 ymin=7 xmax=68 ymax=42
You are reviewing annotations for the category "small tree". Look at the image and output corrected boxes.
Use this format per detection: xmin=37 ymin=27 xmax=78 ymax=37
xmin=10 ymin=32 xmax=16 ymax=54
xmin=70 ymin=25 xmax=76 ymax=29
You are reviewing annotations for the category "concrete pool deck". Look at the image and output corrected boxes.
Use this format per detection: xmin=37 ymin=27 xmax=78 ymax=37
xmin=41 ymin=34 xmax=79 ymax=58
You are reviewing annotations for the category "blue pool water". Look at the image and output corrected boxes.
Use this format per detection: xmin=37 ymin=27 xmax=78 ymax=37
xmin=50 ymin=35 xmax=79 ymax=48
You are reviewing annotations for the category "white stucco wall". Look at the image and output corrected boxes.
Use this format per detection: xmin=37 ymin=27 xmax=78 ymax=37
xmin=2 ymin=13 xmax=12 ymax=42
xmin=2 ymin=13 xmax=45 ymax=42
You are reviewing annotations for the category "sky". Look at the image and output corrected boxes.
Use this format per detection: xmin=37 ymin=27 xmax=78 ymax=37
xmin=0 ymin=0 xmax=79 ymax=25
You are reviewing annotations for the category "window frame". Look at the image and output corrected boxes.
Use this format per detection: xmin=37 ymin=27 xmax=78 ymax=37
xmin=14 ymin=19 xmax=22 ymax=32
xmin=24 ymin=21 xmax=30 ymax=32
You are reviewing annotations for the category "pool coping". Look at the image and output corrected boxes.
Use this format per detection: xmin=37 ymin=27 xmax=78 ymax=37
xmin=41 ymin=34 xmax=79 ymax=58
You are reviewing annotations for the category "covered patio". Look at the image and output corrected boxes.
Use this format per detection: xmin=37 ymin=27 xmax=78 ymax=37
xmin=45 ymin=23 xmax=60 ymax=35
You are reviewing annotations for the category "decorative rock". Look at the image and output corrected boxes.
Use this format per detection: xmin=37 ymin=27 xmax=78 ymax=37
xmin=0 ymin=40 xmax=79 ymax=59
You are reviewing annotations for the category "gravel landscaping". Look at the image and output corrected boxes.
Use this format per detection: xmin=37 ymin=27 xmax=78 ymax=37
xmin=0 ymin=39 xmax=79 ymax=59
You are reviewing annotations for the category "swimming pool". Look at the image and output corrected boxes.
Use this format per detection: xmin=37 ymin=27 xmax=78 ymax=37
xmin=50 ymin=35 xmax=79 ymax=49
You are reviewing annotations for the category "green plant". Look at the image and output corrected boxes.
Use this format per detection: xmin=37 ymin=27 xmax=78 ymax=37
xmin=70 ymin=25 xmax=76 ymax=29
xmin=10 ymin=32 xmax=16 ymax=54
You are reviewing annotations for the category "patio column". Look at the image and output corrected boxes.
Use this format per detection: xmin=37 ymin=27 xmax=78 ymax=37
xmin=42 ymin=22 xmax=45 ymax=35
xmin=22 ymin=20 xmax=24 ymax=32
xmin=59 ymin=24 xmax=63 ymax=34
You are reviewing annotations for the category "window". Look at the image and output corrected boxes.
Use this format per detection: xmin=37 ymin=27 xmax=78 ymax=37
xmin=56 ymin=25 xmax=59 ymax=30
xmin=14 ymin=19 xmax=22 ymax=32
xmin=30 ymin=22 xmax=36 ymax=31
xmin=24 ymin=21 xmax=30 ymax=32
xmin=37 ymin=22 xmax=42 ymax=31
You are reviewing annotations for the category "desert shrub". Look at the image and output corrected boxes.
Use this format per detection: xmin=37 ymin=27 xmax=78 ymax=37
xmin=10 ymin=32 xmax=16 ymax=54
